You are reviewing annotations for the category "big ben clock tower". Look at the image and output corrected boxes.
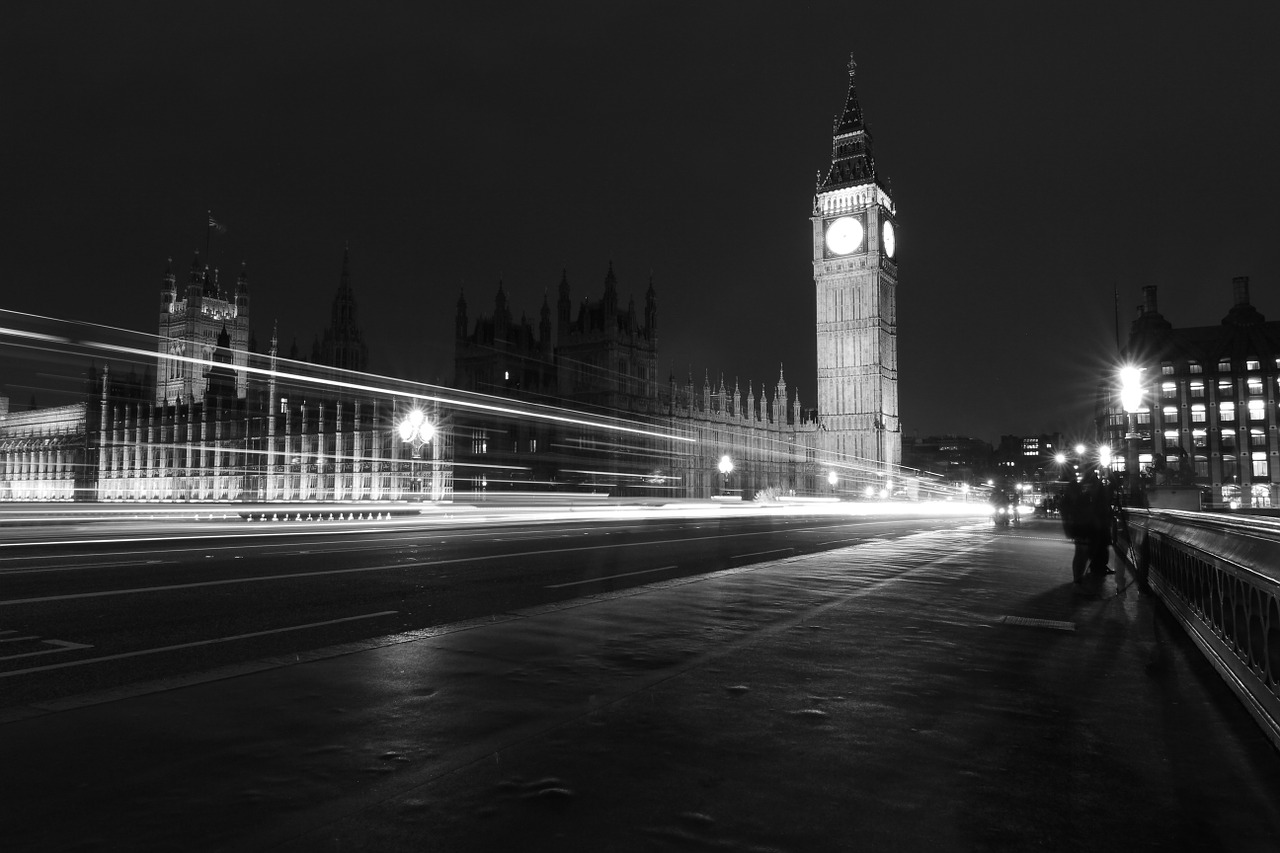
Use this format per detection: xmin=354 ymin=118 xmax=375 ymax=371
xmin=813 ymin=56 xmax=900 ymax=474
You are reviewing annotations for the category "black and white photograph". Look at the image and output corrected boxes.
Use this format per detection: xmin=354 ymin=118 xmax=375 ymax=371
xmin=2 ymin=2 xmax=1280 ymax=850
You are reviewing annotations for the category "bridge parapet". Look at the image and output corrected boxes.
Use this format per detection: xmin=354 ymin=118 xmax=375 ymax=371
xmin=1124 ymin=508 xmax=1280 ymax=750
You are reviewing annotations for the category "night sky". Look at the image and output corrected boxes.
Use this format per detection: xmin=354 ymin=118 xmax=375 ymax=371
xmin=3 ymin=2 xmax=1278 ymax=445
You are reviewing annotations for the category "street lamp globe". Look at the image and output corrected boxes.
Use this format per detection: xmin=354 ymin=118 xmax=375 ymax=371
xmin=718 ymin=455 xmax=733 ymax=476
xmin=1119 ymin=366 xmax=1143 ymax=413
xmin=827 ymin=470 xmax=838 ymax=488
xmin=397 ymin=408 xmax=435 ymax=456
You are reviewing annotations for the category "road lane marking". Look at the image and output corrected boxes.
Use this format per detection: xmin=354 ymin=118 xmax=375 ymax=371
xmin=0 ymin=639 xmax=93 ymax=661
xmin=545 ymin=565 xmax=678 ymax=589
xmin=0 ymin=611 xmax=397 ymax=678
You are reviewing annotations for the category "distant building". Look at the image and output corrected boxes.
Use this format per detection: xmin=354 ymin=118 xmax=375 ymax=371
xmin=1104 ymin=277 xmax=1279 ymax=507
xmin=993 ymin=433 xmax=1065 ymax=480
xmin=902 ymin=435 xmax=993 ymax=485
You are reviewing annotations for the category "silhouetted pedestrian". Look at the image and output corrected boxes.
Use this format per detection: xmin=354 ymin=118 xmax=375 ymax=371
xmin=1081 ymin=470 xmax=1113 ymax=575
xmin=1059 ymin=475 xmax=1088 ymax=583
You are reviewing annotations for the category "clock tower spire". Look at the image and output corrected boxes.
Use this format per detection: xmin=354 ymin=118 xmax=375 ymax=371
xmin=812 ymin=55 xmax=900 ymax=479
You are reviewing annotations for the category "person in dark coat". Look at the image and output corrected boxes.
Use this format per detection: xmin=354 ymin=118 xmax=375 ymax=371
xmin=1059 ymin=475 xmax=1089 ymax=583
xmin=1081 ymin=470 xmax=1114 ymax=575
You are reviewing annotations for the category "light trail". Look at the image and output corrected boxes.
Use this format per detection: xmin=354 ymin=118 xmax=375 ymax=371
xmin=0 ymin=516 xmax=965 ymax=607
xmin=0 ymin=611 xmax=398 ymax=678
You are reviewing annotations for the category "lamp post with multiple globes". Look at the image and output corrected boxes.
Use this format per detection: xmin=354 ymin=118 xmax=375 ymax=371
xmin=397 ymin=407 xmax=436 ymax=499
xmin=718 ymin=454 xmax=733 ymax=497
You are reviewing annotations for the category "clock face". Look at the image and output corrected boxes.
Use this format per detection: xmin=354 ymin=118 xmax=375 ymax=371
xmin=825 ymin=216 xmax=864 ymax=255
xmin=882 ymin=220 xmax=896 ymax=259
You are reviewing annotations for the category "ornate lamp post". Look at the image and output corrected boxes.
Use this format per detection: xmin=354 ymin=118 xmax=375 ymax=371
xmin=397 ymin=407 xmax=436 ymax=499
xmin=717 ymin=454 xmax=733 ymax=496
xmin=1119 ymin=366 xmax=1144 ymax=499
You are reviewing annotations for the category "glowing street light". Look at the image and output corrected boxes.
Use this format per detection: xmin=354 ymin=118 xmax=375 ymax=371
xmin=827 ymin=470 xmax=838 ymax=495
xmin=718 ymin=454 xmax=733 ymax=495
xmin=1119 ymin=365 xmax=1144 ymax=495
xmin=397 ymin=408 xmax=436 ymax=457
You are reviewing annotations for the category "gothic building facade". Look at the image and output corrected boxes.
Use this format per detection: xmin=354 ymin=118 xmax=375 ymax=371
xmin=452 ymin=266 xmax=819 ymax=499
xmin=1 ymin=242 xmax=443 ymax=503
xmin=156 ymin=253 xmax=252 ymax=405
xmin=812 ymin=57 xmax=901 ymax=471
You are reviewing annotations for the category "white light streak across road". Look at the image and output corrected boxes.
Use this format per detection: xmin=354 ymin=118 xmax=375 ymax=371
xmin=0 ymin=612 xmax=398 ymax=678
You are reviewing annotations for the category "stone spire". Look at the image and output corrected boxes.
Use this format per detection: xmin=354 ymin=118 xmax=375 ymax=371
xmin=645 ymin=274 xmax=657 ymax=341
xmin=319 ymin=245 xmax=368 ymax=372
xmin=819 ymin=55 xmax=879 ymax=192
xmin=234 ymin=261 xmax=250 ymax=316
xmin=160 ymin=257 xmax=176 ymax=310
xmin=603 ymin=261 xmax=618 ymax=319
xmin=455 ymin=289 xmax=468 ymax=340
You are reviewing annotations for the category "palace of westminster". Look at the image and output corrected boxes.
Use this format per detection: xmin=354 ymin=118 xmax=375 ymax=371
xmin=2 ymin=59 xmax=1277 ymax=508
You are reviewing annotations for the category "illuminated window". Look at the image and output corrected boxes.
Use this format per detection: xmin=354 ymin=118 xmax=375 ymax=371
xmin=1218 ymin=360 xmax=1232 ymax=373
xmin=1253 ymin=452 xmax=1269 ymax=478
xmin=1136 ymin=411 xmax=1151 ymax=426
xmin=1219 ymin=401 xmax=1235 ymax=422
xmin=1162 ymin=382 xmax=1178 ymax=399
xmin=1221 ymin=429 xmax=1236 ymax=449
xmin=1189 ymin=362 xmax=1203 ymax=374
xmin=1161 ymin=363 xmax=1175 ymax=375
xmin=1218 ymin=380 xmax=1234 ymax=397
xmin=1248 ymin=377 xmax=1264 ymax=395
xmin=1162 ymin=405 xmax=1179 ymax=423
xmin=1251 ymin=428 xmax=1266 ymax=447
xmin=1246 ymin=359 xmax=1260 ymax=371
xmin=1194 ymin=454 xmax=1209 ymax=476
xmin=1191 ymin=404 xmax=1206 ymax=423
xmin=1163 ymin=430 xmax=1179 ymax=443
xmin=1190 ymin=381 xmax=1205 ymax=398
xmin=1249 ymin=400 xmax=1265 ymax=421
xmin=1192 ymin=428 xmax=1207 ymax=448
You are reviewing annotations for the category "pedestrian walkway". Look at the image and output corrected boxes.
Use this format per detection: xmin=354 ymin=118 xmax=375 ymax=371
xmin=7 ymin=519 xmax=1280 ymax=852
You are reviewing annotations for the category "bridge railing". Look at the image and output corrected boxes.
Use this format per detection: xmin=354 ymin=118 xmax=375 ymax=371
xmin=1121 ymin=507 xmax=1280 ymax=750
